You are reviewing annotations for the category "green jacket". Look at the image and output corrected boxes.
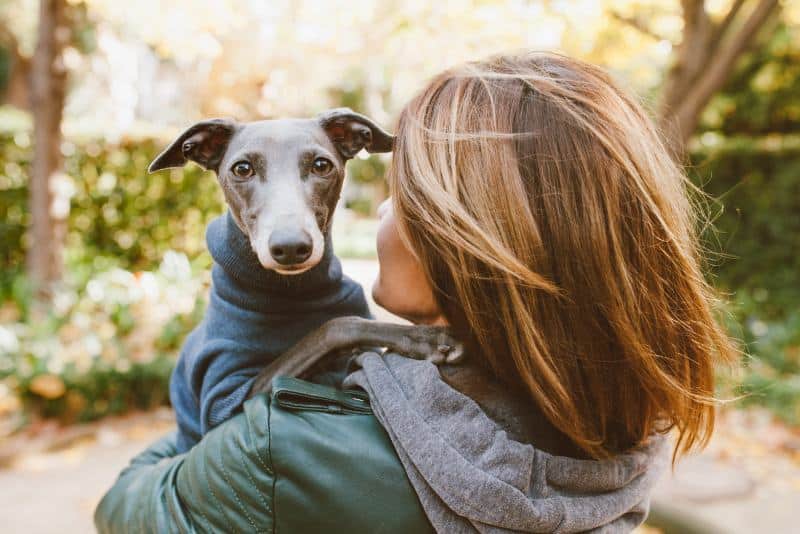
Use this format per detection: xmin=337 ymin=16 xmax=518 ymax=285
xmin=94 ymin=377 xmax=434 ymax=533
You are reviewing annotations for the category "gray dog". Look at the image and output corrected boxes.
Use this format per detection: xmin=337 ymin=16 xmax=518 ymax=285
xmin=151 ymin=108 xmax=392 ymax=275
xmin=150 ymin=108 xmax=462 ymax=451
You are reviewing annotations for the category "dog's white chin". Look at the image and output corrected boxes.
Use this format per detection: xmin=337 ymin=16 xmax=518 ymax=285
xmin=273 ymin=264 xmax=315 ymax=275
xmin=255 ymin=251 xmax=322 ymax=275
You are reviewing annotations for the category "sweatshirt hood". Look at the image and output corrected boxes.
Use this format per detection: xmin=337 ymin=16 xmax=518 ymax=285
xmin=344 ymin=353 xmax=669 ymax=533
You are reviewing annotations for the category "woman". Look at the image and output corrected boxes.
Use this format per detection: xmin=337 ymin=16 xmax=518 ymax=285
xmin=95 ymin=52 xmax=734 ymax=533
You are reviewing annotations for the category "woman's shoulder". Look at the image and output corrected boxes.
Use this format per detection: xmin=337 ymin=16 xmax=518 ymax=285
xmin=175 ymin=377 xmax=433 ymax=533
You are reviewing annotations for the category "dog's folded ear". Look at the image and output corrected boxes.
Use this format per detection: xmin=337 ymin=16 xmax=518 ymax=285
xmin=318 ymin=108 xmax=394 ymax=159
xmin=149 ymin=119 xmax=238 ymax=173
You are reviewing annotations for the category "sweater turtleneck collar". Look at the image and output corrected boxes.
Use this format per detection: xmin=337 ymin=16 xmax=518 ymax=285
xmin=206 ymin=211 xmax=344 ymax=297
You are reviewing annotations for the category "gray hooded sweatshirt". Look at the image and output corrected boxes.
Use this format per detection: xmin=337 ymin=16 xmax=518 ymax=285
xmin=344 ymin=352 xmax=669 ymax=534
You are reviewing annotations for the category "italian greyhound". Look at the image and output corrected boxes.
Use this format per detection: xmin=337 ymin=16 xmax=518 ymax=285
xmin=150 ymin=108 xmax=463 ymax=417
xmin=150 ymin=108 xmax=394 ymax=275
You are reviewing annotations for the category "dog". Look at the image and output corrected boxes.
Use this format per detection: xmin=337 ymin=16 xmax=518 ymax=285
xmin=150 ymin=109 xmax=462 ymax=452
xmin=150 ymin=108 xmax=394 ymax=274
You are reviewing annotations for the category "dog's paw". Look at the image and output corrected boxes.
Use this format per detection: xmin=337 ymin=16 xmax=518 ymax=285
xmin=425 ymin=342 xmax=466 ymax=365
xmin=393 ymin=326 xmax=466 ymax=365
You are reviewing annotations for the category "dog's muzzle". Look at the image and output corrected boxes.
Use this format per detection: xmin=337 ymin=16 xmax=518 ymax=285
xmin=268 ymin=227 xmax=313 ymax=267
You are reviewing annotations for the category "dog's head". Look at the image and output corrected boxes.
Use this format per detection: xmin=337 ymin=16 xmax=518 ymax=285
xmin=149 ymin=108 xmax=393 ymax=275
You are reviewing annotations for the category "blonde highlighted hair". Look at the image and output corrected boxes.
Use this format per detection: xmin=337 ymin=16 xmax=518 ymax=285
xmin=389 ymin=52 xmax=735 ymax=459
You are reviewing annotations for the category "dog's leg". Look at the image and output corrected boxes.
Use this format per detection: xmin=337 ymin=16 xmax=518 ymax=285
xmin=248 ymin=316 xmax=464 ymax=397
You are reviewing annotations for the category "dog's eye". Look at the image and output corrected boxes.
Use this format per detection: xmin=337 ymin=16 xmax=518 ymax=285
xmin=231 ymin=161 xmax=254 ymax=179
xmin=310 ymin=157 xmax=334 ymax=177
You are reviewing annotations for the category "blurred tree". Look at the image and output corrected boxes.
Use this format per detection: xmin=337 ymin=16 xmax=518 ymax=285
xmin=658 ymin=0 xmax=782 ymax=149
xmin=700 ymin=19 xmax=799 ymax=136
xmin=9 ymin=0 xmax=92 ymax=303
xmin=28 ymin=0 xmax=69 ymax=303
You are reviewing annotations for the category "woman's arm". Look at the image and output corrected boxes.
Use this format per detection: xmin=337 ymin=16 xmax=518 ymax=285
xmin=94 ymin=433 xmax=190 ymax=534
xmin=96 ymin=378 xmax=435 ymax=534
xmin=95 ymin=398 xmax=275 ymax=534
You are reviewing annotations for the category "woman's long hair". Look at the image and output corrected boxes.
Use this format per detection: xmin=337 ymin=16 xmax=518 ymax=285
xmin=389 ymin=52 xmax=736 ymax=459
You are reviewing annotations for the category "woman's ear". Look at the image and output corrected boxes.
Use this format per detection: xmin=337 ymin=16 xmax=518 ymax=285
xmin=318 ymin=108 xmax=394 ymax=159
xmin=149 ymin=119 xmax=239 ymax=173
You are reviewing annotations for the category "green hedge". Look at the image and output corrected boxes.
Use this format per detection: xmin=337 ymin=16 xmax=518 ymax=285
xmin=692 ymin=138 xmax=800 ymax=317
xmin=691 ymin=137 xmax=800 ymax=423
xmin=0 ymin=131 xmax=223 ymax=426
xmin=0 ymin=131 xmax=223 ymax=299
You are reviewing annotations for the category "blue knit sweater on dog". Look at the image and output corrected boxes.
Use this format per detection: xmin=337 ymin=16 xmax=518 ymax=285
xmin=170 ymin=211 xmax=371 ymax=452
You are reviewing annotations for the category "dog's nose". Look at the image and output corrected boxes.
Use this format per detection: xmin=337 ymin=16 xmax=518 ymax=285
xmin=269 ymin=228 xmax=313 ymax=265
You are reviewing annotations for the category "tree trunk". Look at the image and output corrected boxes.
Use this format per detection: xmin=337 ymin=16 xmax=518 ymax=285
xmin=28 ymin=0 xmax=68 ymax=302
xmin=658 ymin=0 xmax=780 ymax=152
xmin=659 ymin=0 xmax=713 ymax=124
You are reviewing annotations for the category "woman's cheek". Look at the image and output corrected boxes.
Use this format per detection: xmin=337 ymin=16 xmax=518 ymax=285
xmin=372 ymin=205 xmax=442 ymax=323
xmin=372 ymin=210 xmax=398 ymax=309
